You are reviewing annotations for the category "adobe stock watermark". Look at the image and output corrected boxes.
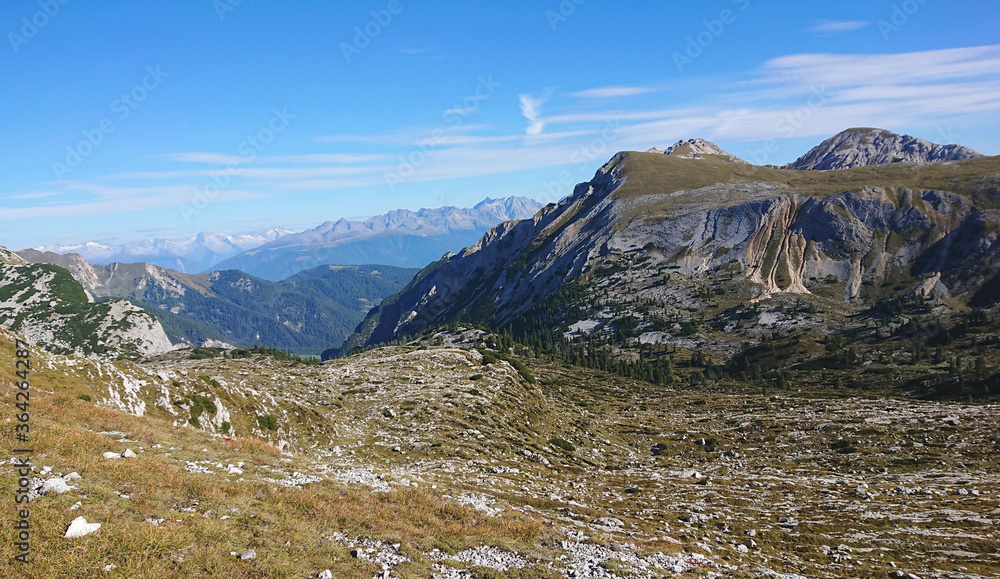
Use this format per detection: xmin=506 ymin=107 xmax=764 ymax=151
xmin=538 ymin=117 xmax=622 ymax=204
xmin=179 ymin=107 xmax=294 ymax=223
xmin=878 ymin=0 xmax=930 ymax=40
xmin=673 ymin=0 xmax=751 ymax=73
xmin=8 ymin=0 xmax=72 ymax=54
xmin=935 ymin=125 xmax=960 ymax=146
xmin=545 ymin=0 xmax=586 ymax=31
xmin=745 ymin=86 xmax=829 ymax=165
xmin=213 ymin=0 xmax=244 ymax=21
xmin=341 ymin=0 xmax=407 ymax=63
xmin=51 ymin=65 xmax=169 ymax=180
xmin=384 ymin=75 xmax=501 ymax=191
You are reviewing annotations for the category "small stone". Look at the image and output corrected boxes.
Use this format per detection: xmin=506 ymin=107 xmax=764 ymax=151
xmin=746 ymin=529 xmax=756 ymax=537
xmin=239 ymin=549 xmax=256 ymax=560
xmin=103 ymin=452 xmax=121 ymax=460
xmin=121 ymin=449 xmax=137 ymax=458
xmin=742 ymin=538 xmax=757 ymax=550
xmin=318 ymin=571 xmax=333 ymax=579
xmin=41 ymin=478 xmax=71 ymax=495
xmin=69 ymin=501 xmax=82 ymax=511
xmin=227 ymin=464 xmax=244 ymax=475
xmin=65 ymin=517 xmax=101 ymax=538
xmin=595 ymin=517 xmax=624 ymax=529
xmin=104 ymin=564 xmax=116 ymax=571
xmin=64 ymin=472 xmax=82 ymax=481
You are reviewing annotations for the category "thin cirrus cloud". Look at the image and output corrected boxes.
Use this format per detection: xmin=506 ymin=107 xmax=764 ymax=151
xmin=158 ymin=152 xmax=386 ymax=165
xmin=807 ymin=20 xmax=870 ymax=34
xmin=569 ymin=85 xmax=657 ymax=99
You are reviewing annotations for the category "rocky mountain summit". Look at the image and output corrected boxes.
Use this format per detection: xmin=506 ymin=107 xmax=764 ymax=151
xmin=648 ymin=138 xmax=747 ymax=163
xmin=788 ymin=127 xmax=982 ymax=170
xmin=0 ymin=246 xmax=172 ymax=358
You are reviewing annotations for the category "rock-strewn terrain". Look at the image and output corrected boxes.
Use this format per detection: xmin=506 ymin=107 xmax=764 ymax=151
xmin=6 ymin=328 xmax=998 ymax=578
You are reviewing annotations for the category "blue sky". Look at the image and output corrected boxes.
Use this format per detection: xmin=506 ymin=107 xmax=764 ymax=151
xmin=1 ymin=0 xmax=999 ymax=250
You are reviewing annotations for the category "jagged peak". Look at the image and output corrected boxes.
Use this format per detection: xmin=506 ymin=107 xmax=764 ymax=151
xmin=788 ymin=128 xmax=982 ymax=171
xmin=646 ymin=138 xmax=747 ymax=164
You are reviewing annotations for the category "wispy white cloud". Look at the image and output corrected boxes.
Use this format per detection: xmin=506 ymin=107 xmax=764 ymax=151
xmin=759 ymin=45 xmax=1000 ymax=88
xmin=158 ymin=152 xmax=246 ymax=165
xmin=160 ymin=152 xmax=387 ymax=165
xmin=808 ymin=20 xmax=870 ymax=34
xmin=569 ymin=85 xmax=656 ymax=99
xmin=0 ymin=183 xmax=267 ymax=221
xmin=519 ymin=93 xmax=548 ymax=135
xmin=10 ymin=192 xmax=59 ymax=200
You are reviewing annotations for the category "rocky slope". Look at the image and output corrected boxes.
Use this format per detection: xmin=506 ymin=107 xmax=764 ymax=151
xmin=788 ymin=127 xmax=982 ymax=170
xmin=334 ymin=132 xmax=1000 ymax=383
xmin=213 ymin=196 xmax=543 ymax=281
xmin=0 ymin=247 xmax=172 ymax=359
xmin=16 ymin=249 xmax=418 ymax=354
xmin=4 ymin=327 xmax=998 ymax=578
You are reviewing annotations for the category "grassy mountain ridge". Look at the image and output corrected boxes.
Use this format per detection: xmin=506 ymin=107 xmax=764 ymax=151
xmin=0 ymin=247 xmax=172 ymax=359
xmin=16 ymin=250 xmax=419 ymax=355
xmin=332 ymin=146 xmax=1000 ymax=399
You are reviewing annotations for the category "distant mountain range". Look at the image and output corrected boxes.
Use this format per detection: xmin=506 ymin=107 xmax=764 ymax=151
xmin=29 ymin=197 xmax=544 ymax=280
xmin=211 ymin=197 xmax=544 ymax=281
xmin=16 ymin=249 xmax=419 ymax=355
xmin=34 ymin=229 xmax=293 ymax=274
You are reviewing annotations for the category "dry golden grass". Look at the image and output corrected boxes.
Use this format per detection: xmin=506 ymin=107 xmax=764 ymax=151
xmin=0 ymin=337 xmax=554 ymax=578
xmin=223 ymin=436 xmax=283 ymax=458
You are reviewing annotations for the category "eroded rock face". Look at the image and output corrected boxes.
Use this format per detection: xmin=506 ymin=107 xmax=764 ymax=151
xmin=787 ymin=127 xmax=981 ymax=171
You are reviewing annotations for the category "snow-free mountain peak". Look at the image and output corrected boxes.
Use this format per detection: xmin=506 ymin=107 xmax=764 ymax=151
xmin=787 ymin=127 xmax=982 ymax=171
xmin=646 ymin=138 xmax=747 ymax=164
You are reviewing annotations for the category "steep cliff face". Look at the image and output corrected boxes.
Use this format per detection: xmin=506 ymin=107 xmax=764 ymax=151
xmin=788 ymin=128 xmax=982 ymax=170
xmin=0 ymin=247 xmax=173 ymax=359
xmin=335 ymin=140 xmax=999 ymax=357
